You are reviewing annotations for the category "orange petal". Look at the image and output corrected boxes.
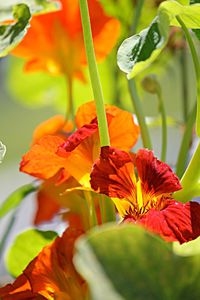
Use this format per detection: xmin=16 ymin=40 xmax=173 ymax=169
xmin=0 ymin=227 xmax=86 ymax=300
xmin=32 ymin=115 xmax=73 ymax=144
xmin=20 ymin=135 xmax=69 ymax=180
xmin=12 ymin=0 xmax=120 ymax=78
xmin=76 ymin=102 xmax=140 ymax=150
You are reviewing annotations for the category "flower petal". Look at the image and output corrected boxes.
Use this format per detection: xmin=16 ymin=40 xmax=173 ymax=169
xmin=135 ymin=149 xmax=182 ymax=196
xmin=58 ymin=119 xmax=98 ymax=154
xmin=32 ymin=115 xmax=73 ymax=144
xmin=0 ymin=227 xmax=86 ymax=299
xmin=20 ymin=135 xmax=68 ymax=180
xmin=76 ymin=102 xmax=139 ymax=151
xmin=12 ymin=0 xmax=120 ymax=78
xmin=90 ymin=146 xmax=135 ymax=199
xmin=125 ymin=200 xmax=200 ymax=244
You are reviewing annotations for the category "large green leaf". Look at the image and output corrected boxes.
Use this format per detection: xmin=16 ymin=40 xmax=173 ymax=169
xmin=6 ymin=229 xmax=57 ymax=277
xmin=0 ymin=183 xmax=37 ymax=218
xmin=0 ymin=141 xmax=6 ymax=163
xmin=0 ymin=0 xmax=60 ymax=57
xmin=74 ymin=224 xmax=200 ymax=300
xmin=117 ymin=0 xmax=200 ymax=79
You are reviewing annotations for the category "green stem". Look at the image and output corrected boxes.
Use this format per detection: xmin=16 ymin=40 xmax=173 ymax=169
xmin=79 ymin=0 xmax=110 ymax=146
xmin=176 ymin=15 xmax=200 ymax=137
xmin=99 ymin=195 xmax=116 ymax=224
xmin=180 ymin=48 xmax=189 ymax=123
xmin=157 ymin=90 xmax=167 ymax=162
xmin=0 ymin=212 xmax=16 ymax=259
xmin=84 ymin=191 xmax=98 ymax=228
xmin=176 ymin=104 xmax=196 ymax=178
xmin=79 ymin=0 xmax=116 ymax=223
xmin=174 ymin=141 xmax=200 ymax=201
xmin=128 ymin=80 xmax=152 ymax=149
xmin=131 ymin=0 xmax=145 ymax=34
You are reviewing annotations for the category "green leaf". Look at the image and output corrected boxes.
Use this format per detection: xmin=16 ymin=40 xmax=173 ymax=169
xmin=0 ymin=141 xmax=6 ymax=163
xmin=6 ymin=229 xmax=57 ymax=277
xmin=117 ymin=17 xmax=168 ymax=79
xmin=0 ymin=183 xmax=37 ymax=218
xmin=173 ymin=237 xmax=200 ymax=257
xmin=0 ymin=1 xmax=60 ymax=57
xmin=0 ymin=4 xmax=31 ymax=57
xmin=74 ymin=224 xmax=200 ymax=300
xmin=117 ymin=0 xmax=200 ymax=78
xmin=0 ymin=0 xmax=60 ymax=17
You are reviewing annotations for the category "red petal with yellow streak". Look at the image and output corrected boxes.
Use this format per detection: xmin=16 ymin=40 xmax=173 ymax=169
xmin=125 ymin=200 xmax=200 ymax=244
xmin=136 ymin=149 xmax=182 ymax=196
xmin=20 ymin=135 xmax=69 ymax=180
xmin=90 ymin=146 xmax=135 ymax=199
xmin=0 ymin=227 xmax=86 ymax=300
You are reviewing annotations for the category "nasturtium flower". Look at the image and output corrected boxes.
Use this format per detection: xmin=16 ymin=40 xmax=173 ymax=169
xmin=90 ymin=146 xmax=200 ymax=244
xmin=12 ymin=0 xmax=120 ymax=81
xmin=20 ymin=102 xmax=139 ymax=224
xmin=21 ymin=102 xmax=139 ymax=188
xmin=0 ymin=226 xmax=86 ymax=300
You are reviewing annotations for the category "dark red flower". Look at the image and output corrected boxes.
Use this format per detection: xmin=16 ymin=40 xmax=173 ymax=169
xmin=90 ymin=146 xmax=200 ymax=244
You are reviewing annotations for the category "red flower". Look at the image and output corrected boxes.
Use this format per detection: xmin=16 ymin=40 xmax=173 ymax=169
xmin=90 ymin=146 xmax=200 ymax=244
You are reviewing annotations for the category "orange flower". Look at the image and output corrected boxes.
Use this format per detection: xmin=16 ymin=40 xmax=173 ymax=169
xmin=12 ymin=0 xmax=120 ymax=80
xmin=21 ymin=102 xmax=139 ymax=187
xmin=20 ymin=102 xmax=139 ymax=224
xmin=0 ymin=226 xmax=86 ymax=300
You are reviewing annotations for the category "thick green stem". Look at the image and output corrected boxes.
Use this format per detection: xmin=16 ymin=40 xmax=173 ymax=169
xmin=157 ymin=90 xmax=167 ymax=162
xmin=131 ymin=0 xmax=145 ymax=34
xmin=174 ymin=141 xmax=200 ymax=201
xmin=79 ymin=0 xmax=110 ymax=146
xmin=176 ymin=16 xmax=200 ymax=137
xmin=128 ymin=80 xmax=152 ymax=149
xmin=79 ymin=0 xmax=115 ymax=223
xmin=176 ymin=104 xmax=196 ymax=178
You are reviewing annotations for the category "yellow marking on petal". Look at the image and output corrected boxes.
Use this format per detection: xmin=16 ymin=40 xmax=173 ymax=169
xmin=112 ymin=198 xmax=133 ymax=218
xmin=136 ymin=180 xmax=144 ymax=211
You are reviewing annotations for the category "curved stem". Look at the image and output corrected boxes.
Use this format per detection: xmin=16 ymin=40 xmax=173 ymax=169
xmin=0 ymin=212 xmax=16 ymax=259
xmin=174 ymin=141 xmax=200 ymax=201
xmin=157 ymin=90 xmax=167 ymax=161
xmin=128 ymin=80 xmax=152 ymax=149
xmin=176 ymin=15 xmax=200 ymax=137
xmin=79 ymin=0 xmax=110 ymax=147
xmin=176 ymin=104 xmax=196 ymax=178
xmin=131 ymin=0 xmax=145 ymax=34
xmin=180 ymin=48 xmax=189 ymax=123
